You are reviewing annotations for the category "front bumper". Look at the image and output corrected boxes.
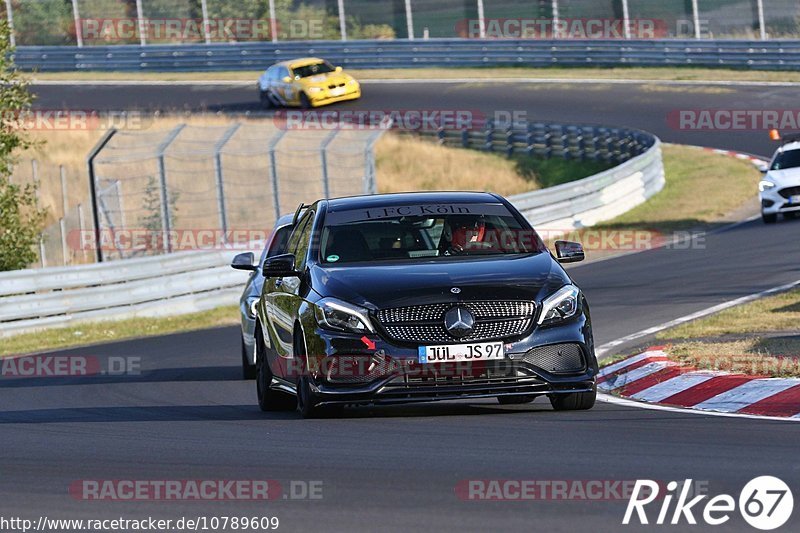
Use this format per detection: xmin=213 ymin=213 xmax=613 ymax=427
xmin=760 ymin=188 xmax=800 ymax=215
xmin=307 ymin=87 xmax=361 ymax=107
xmin=299 ymin=315 xmax=597 ymax=406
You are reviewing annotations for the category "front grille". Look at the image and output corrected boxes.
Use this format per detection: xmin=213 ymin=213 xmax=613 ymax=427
xmin=523 ymin=343 xmax=585 ymax=374
xmin=779 ymin=186 xmax=800 ymax=199
xmin=377 ymin=301 xmax=536 ymax=344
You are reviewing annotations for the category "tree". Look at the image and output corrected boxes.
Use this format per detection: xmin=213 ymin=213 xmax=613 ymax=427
xmin=0 ymin=20 xmax=46 ymax=271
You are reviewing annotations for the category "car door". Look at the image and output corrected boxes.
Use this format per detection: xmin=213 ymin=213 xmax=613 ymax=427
xmin=264 ymin=210 xmax=314 ymax=378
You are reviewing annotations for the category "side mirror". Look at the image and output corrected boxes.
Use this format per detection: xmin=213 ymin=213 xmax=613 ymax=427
xmin=335 ymin=66 xmax=343 ymax=73
xmin=263 ymin=253 xmax=299 ymax=278
xmin=758 ymin=163 xmax=769 ymax=174
xmin=282 ymin=76 xmax=292 ymax=83
xmin=231 ymin=252 xmax=257 ymax=271
xmin=555 ymin=241 xmax=585 ymax=264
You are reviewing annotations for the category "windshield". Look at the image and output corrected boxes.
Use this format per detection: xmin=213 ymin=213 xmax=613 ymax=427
xmin=771 ymin=148 xmax=800 ymax=171
xmin=320 ymin=203 xmax=544 ymax=264
xmin=292 ymin=61 xmax=335 ymax=79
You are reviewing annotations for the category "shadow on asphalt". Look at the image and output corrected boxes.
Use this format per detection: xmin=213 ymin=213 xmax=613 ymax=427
xmin=0 ymin=365 xmax=241 ymax=389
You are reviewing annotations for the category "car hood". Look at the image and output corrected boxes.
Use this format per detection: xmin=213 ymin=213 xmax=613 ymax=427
xmin=309 ymin=253 xmax=569 ymax=310
xmin=765 ymin=167 xmax=800 ymax=186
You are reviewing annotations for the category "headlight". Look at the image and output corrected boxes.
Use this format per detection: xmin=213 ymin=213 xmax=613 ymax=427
xmin=307 ymin=86 xmax=323 ymax=94
xmin=246 ymin=296 xmax=259 ymax=319
xmin=538 ymin=285 xmax=581 ymax=325
xmin=314 ymin=298 xmax=375 ymax=334
xmin=759 ymin=180 xmax=776 ymax=192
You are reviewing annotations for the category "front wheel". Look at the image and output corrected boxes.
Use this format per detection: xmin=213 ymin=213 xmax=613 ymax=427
xmin=259 ymin=89 xmax=274 ymax=109
xmin=549 ymin=387 xmax=596 ymax=411
xmin=255 ymin=325 xmax=295 ymax=411
xmin=299 ymin=92 xmax=312 ymax=110
xmin=762 ymin=212 xmax=778 ymax=224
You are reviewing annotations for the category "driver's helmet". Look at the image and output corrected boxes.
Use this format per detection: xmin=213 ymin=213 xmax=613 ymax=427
xmin=443 ymin=215 xmax=487 ymax=252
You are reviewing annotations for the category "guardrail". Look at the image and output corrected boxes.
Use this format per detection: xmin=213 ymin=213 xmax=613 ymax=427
xmin=0 ymin=120 xmax=663 ymax=338
xmin=15 ymin=39 xmax=800 ymax=72
xmin=422 ymin=119 xmax=663 ymax=232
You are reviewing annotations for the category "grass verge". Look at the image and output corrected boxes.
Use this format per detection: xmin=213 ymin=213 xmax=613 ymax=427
xmin=375 ymin=133 xmax=612 ymax=195
xmin=652 ymin=288 xmax=800 ymax=377
xmin=0 ymin=306 xmax=239 ymax=358
xmin=28 ymin=66 xmax=800 ymax=83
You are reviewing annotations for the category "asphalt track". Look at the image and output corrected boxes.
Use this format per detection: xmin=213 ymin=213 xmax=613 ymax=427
xmin=1 ymin=81 xmax=798 ymax=532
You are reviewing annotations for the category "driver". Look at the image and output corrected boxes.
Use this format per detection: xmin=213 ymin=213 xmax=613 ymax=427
xmin=441 ymin=215 xmax=487 ymax=255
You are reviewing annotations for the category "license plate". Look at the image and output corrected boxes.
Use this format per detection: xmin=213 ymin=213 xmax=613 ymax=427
xmin=330 ymin=87 xmax=345 ymax=97
xmin=418 ymin=342 xmax=504 ymax=363
xmin=791 ymin=195 xmax=800 ymax=205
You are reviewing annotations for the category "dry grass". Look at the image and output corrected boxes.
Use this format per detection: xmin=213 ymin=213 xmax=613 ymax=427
xmin=375 ymin=134 xmax=535 ymax=196
xmin=669 ymin=339 xmax=800 ymax=378
xmin=29 ymin=66 xmax=800 ymax=83
xmin=660 ymin=288 xmax=800 ymax=339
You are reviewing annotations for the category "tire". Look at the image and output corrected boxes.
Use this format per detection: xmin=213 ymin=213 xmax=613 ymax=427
xmin=241 ymin=335 xmax=256 ymax=380
xmin=259 ymin=89 xmax=274 ymax=109
xmin=255 ymin=324 xmax=294 ymax=411
xmin=294 ymin=329 xmax=342 ymax=419
xmin=497 ymin=395 xmax=535 ymax=405
xmin=549 ymin=387 xmax=596 ymax=411
xmin=299 ymin=92 xmax=312 ymax=110
xmin=762 ymin=212 xmax=778 ymax=224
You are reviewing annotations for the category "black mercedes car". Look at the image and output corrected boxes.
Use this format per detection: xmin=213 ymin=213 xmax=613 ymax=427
xmin=254 ymin=192 xmax=598 ymax=418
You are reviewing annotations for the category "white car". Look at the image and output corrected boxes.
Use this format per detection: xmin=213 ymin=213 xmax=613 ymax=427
xmin=760 ymin=133 xmax=800 ymax=224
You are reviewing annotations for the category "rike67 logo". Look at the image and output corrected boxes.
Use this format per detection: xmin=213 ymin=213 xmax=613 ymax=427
xmin=624 ymin=477 xmax=793 ymax=530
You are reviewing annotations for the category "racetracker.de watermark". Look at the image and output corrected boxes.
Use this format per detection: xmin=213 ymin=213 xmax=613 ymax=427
xmin=456 ymin=479 xmax=708 ymax=501
xmin=455 ymin=18 xmax=668 ymax=39
xmin=273 ymin=109 xmax=486 ymax=132
xmin=2 ymin=110 xmax=149 ymax=131
xmin=68 ymin=479 xmax=322 ymax=501
xmin=0 ymin=355 xmax=140 ymax=379
xmin=668 ymin=109 xmax=800 ymax=131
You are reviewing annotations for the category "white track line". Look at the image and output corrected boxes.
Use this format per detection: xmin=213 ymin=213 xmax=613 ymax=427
xmin=629 ymin=371 xmax=720 ymax=402
xmin=596 ymin=278 xmax=800 ymax=358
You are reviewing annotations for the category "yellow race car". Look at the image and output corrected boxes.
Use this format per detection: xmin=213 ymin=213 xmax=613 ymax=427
xmin=257 ymin=58 xmax=361 ymax=109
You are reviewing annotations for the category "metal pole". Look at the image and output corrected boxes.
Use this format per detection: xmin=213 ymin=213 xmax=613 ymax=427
xmin=200 ymin=0 xmax=211 ymax=44
xmin=59 ymin=218 xmax=68 ymax=266
xmin=31 ymin=159 xmax=40 ymax=206
xmin=337 ymin=0 xmax=347 ymax=41
xmin=552 ymin=0 xmax=559 ymax=37
xmin=756 ymin=0 xmax=766 ymax=40
xmin=86 ymin=129 xmax=117 ymax=263
xmin=136 ymin=0 xmax=146 ymax=46
xmin=691 ymin=0 xmax=701 ymax=39
xmin=320 ymin=130 xmax=339 ymax=199
xmin=404 ymin=0 xmax=414 ymax=40
xmin=78 ymin=203 xmax=88 ymax=262
xmin=39 ymin=236 xmax=46 ymax=268
xmin=268 ymin=130 xmax=287 ymax=221
xmin=155 ymin=124 xmax=186 ymax=254
xmin=476 ymin=0 xmax=486 ymax=39
xmin=71 ymin=0 xmax=83 ymax=47
xmin=213 ymin=123 xmax=241 ymax=242
xmin=621 ymin=0 xmax=631 ymax=40
xmin=59 ymin=165 xmax=69 ymax=217
xmin=4 ymin=0 xmax=15 ymax=47
xmin=268 ymin=0 xmax=278 ymax=42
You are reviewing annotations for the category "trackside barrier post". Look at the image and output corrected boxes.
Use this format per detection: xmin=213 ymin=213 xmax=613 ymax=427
xmin=213 ymin=123 xmax=241 ymax=243
xmin=86 ymin=128 xmax=117 ymax=263
xmin=320 ymin=129 xmax=339 ymax=199
xmin=268 ymin=130 xmax=287 ymax=221
xmin=155 ymin=124 xmax=186 ymax=254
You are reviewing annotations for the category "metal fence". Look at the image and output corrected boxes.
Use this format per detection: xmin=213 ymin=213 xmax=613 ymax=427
xmin=78 ymin=119 xmax=385 ymax=263
xmin=15 ymin=38 xmax=800 ymax=72
xmin=4 ymin=1 xmax=800 ymax=47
